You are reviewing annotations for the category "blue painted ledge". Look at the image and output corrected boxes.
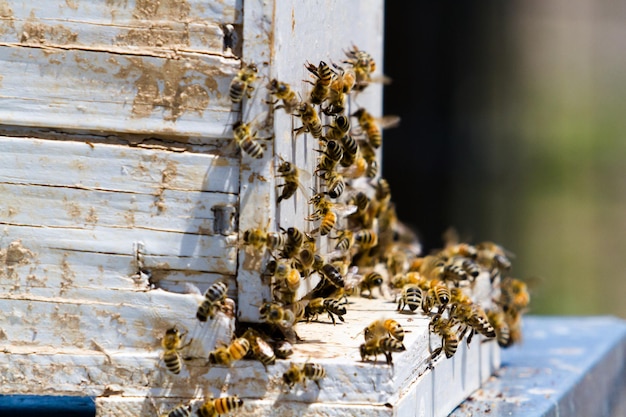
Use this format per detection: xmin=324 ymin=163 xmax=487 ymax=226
xmin=450 ymin=316 xmax=626 ymax=417
xmin=0 ymin=395 xmax=95 ymax=416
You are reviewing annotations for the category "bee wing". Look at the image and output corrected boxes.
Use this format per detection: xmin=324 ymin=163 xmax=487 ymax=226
xmin=377 ymin=115 xmax=401 ymax=130
xmin=331 ymin=202 xmax=358 ymax=217
xmin=184 ymin=282 xmax=203 ymax=296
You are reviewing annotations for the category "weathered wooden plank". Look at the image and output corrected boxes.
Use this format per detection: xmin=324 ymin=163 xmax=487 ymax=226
xmin=0 ymin=47 xmax=239 ymax=139
xmin=0 ymin=289 xmax=234 ymax=351
xmin=0 ymin=1 xmax=241 ymax=53
xmin=0 ymin=137 xmax=239 ymax=193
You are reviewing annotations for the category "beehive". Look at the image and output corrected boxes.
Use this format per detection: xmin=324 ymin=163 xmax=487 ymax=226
xmin=0 ymin=1 xmax=504 ymax=416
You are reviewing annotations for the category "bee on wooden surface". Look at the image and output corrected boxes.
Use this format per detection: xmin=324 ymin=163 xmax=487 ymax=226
xmin=304 ymin=297 xmax=347 ymax=325
xmin=283 ymin=362 xmax=326 ymax=389
xmin=267 ymin=78 xmax=300 ymax=114
xmin=415 ymin=255 xmax=446 ymax=281
xmin=229 ymin=63 xmax=258 ymax=103
xmin=208 ymin=337 xmax=250 ymax=366
xmin=196 ymin=281 xmax=228 ymax=322
xmin=242 ymin=227 xmax=268 ymax=250
xmin=232 ymin=120 xmax=266 ymax=159
xmin=161 ymin=327 xmax=188 ymax=375
xmin=161 ymin=403 xmax=192 ymax=417
xmin=359 ymin=336 xmax=406 ymax=366
xmin=319 ymin=261 xmax=346 ymax=289
xmin=344 ymin=45 xmax=376 ymax=92
xmin=271 ymin=260 xmax=302 ymax=304
xmin=315 ymin=140 xmax=344 ymax=179
xmin=429 ymin=314 xmax=459 ymax=360
xmin=486 ymin=309 xmax=511 ymax=348
xmin=339 ymin=133 xmax=359 ymax=168
xmin=242 ymin=328 xmax=276 ymax=368
xmin=364 ymin=318 xmax=405 ymax=342
xmin=451 ymin=302 xmax=495 ymax=345
xmin=198 ymin=396 xmax=243 ymax=417
xmin=425 ymin=279 xmax=451 ymax=314
xmin=293 ymin=236 xmax=317 ymax=277
xmin=307 ymin=193 xmax=356 ymax=236
xmin=359 ymin=271 xmax=384 ymax=299
xmin=323 ymin=64 xmax=355 ymax=115
xmin=305 ymin=60 xmax=334 ymax=105
xmin=397 ymin=284 xmax=422 ymax=312
xmin=325 ymin=114 xmax=351 ymax=141
xmin=276 ymin=158 xmax=309 ymax=204
xmin=324 ymin=171 xmax=345 ymax=199
xmin=280 ymin=227 xmax=306 ymax=259
xmin=294 ymin=101 xmax=323 ymax=139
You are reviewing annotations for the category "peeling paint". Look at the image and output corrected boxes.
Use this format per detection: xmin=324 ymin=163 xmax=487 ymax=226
xmin=0 ymin=0 xmax=15 ymax=36
xmin=20 ymin=11 xmax=78 ymax=45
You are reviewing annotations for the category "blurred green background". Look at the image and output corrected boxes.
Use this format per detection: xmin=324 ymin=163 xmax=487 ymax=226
xmin=384 ymin=1 xmax=626 ymax=317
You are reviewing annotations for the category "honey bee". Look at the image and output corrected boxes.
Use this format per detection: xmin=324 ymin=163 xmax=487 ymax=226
xmin=198 ymin=396 xmax=243 ymax=417
xmin=304 ymin=297 xmax=347 ymax=325
xmin=344 ymin=45 xmax=376 ymax=92
xmin=359 ymin=336 xmax=406 ymax=366
xmin=232 ymin=120 xmax=265 ymax=159
xmin=283 ymin=362 xmax=326 ymax=389
xmin=229 ymin=63 xmax=258 ymax=103
xmin=397 ymin=284 xmax=422 ymax=312
xmin=208 ymin=337 xmax=250 ymax=366
xmin=242 ymin=227 xmax=268 ymax=250
xmin=267 ymin=78 xmax=300 ymax=114
xmin=197 ymin=281 xmax=228 ymax=322
xmin=476 ymin=241 xmax=513 ymax=276
xmin=276 ymin=158 xmax=308 ymax=203
xmin=333 ymin=229 xmax=354 ymax=252
xmin=280 ymin=227 xmax=305 ymax=259
xmin=339 ymin=133 xmax=359 ymax=168
xmin=308 ymin=193 xmax=356 ymax=236
xmin=324 ymin=171 xmax=345 ymax=199
xmin=294 ymin=101 xmax=323 ymax=139
xmin=364 ymin=318 xmax=405 ymax=342
xmin=315 ymin=140 xmax=343 ymax=179
xmin=353 ymin=108 xmax=400 ymax=149
xmin=499 ymin=277 xmax=530 ymax=314
xmin=425 ymin=279 xmax=451 ymax=314
xmin=486 ymin=309 xmax=511 ymax=347
xmin=451 ymin=302 xmax=495 ymax=345
xmin=359 ymin=271 xmax=384 ymax=299
xmin=354 ymin=229 xmax=378 ymax=249
xmin=259 ymin=301 xmax=298 ymax=326
xmin=441 ymin=229 xmax=478 ymax=259
xmin=319 ymin=262 xmax=346 ymax=288
xmin=242 ymin=328 xmax=276 ymax=368
xmin=429 ymin=314 xmax=459 ymax=360
xmin=161 ymin=403 xmax=192 ymax=417
xmin=325 ymin=115 xmax=351 ymax=141
xmin=293 ymin=236 xmax=317 ymax=277
xmin=416 ymin=255 xmax=446 ymax=281
xmin=271 ymin=260 xmax=301 ymax=304
xmin=305 ymin=60 xmax=333 ymax=105
xmin=323 ymin=65 xmax=355 ymax=115
xmin=357 ymin=139 xmax=378 ymax=179
xmin=161 ymin=327 xmax=188 ymax=375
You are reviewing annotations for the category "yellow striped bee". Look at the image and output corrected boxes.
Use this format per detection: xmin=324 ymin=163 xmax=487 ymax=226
xmin=364 ymin=318 xmax=405 ymax=342
xmin=358 ymin=271 xmax=384 ymax=299
xmin=305 ymin=60 xmax=333 ymax=105
xmin=294 ymin=101 xmax=323 ymax=139
xmin=267 ymin=78 xmax=300 ymax=114
xmin=283 ymin=362 xmax=326 ymax=389
xmin=229 ymin=63 xmax=258 ymax=103
xmin=307 ymin=192 xmax=357 ymax=236
xmin=324 ymin=65 xmax=355 ymax=115
xmin=325 ymin=114 xmax=351 ymax=141
xmin=280 ymin=227 xmax=306 ymax=259
xmin=343 ymin=45 xmax=375 ymax=92
xmin=232 ymin=120 xmax=266 ymax=159
xmin=208 ymin=337 xmax=250 ymax=366
xmin=354 ymin=229 xmax=378 ymax=250
xmin=429 ymin=314 xmax=459 ymax=360
xmin=359 ymin=336 xmax=406 ymax=366
xmin=276 ymin=157 xmax=309 ymax=203
xmin=242 ymin=328 xmax=276 ymax=368
xmin=397 ymin=284 xmax=422 ymax=312
xmin=198 ymin=396 xmax=243 ymax=417
xmin=486 ymin=309 xmax=511 ymax=348
xmin=197 ymin=281 xmax=228 ymax=322
xmin=161 ymin=327 xmax=188 ymax=375
xmin=303 ymin=297 xmax=347 ymax=325
xmin=161 ymin=403 xmax=192 ymax=417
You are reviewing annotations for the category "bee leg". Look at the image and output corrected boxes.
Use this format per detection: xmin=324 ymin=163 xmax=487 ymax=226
xmin=430 ymin=347 xmax=443 ymax=361
xmin=384 ymin=352 xmax=394 ymax=367
xmin=328 ymin=312 xmax=336 ymax=325
xmin=337 ymin=315 xmax=345 ymax=323
xmin=467 ymin=329 xmax=475 ymax=346
xmin=314 ymin=380 xmax=321 ymax=389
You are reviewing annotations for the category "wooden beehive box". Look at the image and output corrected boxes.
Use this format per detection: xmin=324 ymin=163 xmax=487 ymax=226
xmin=0 ymin=1 xmax=500 ymax=416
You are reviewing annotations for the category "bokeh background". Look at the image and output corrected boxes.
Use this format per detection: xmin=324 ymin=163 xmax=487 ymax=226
xmin=383 ymin=1 xmax=626 ymax=317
